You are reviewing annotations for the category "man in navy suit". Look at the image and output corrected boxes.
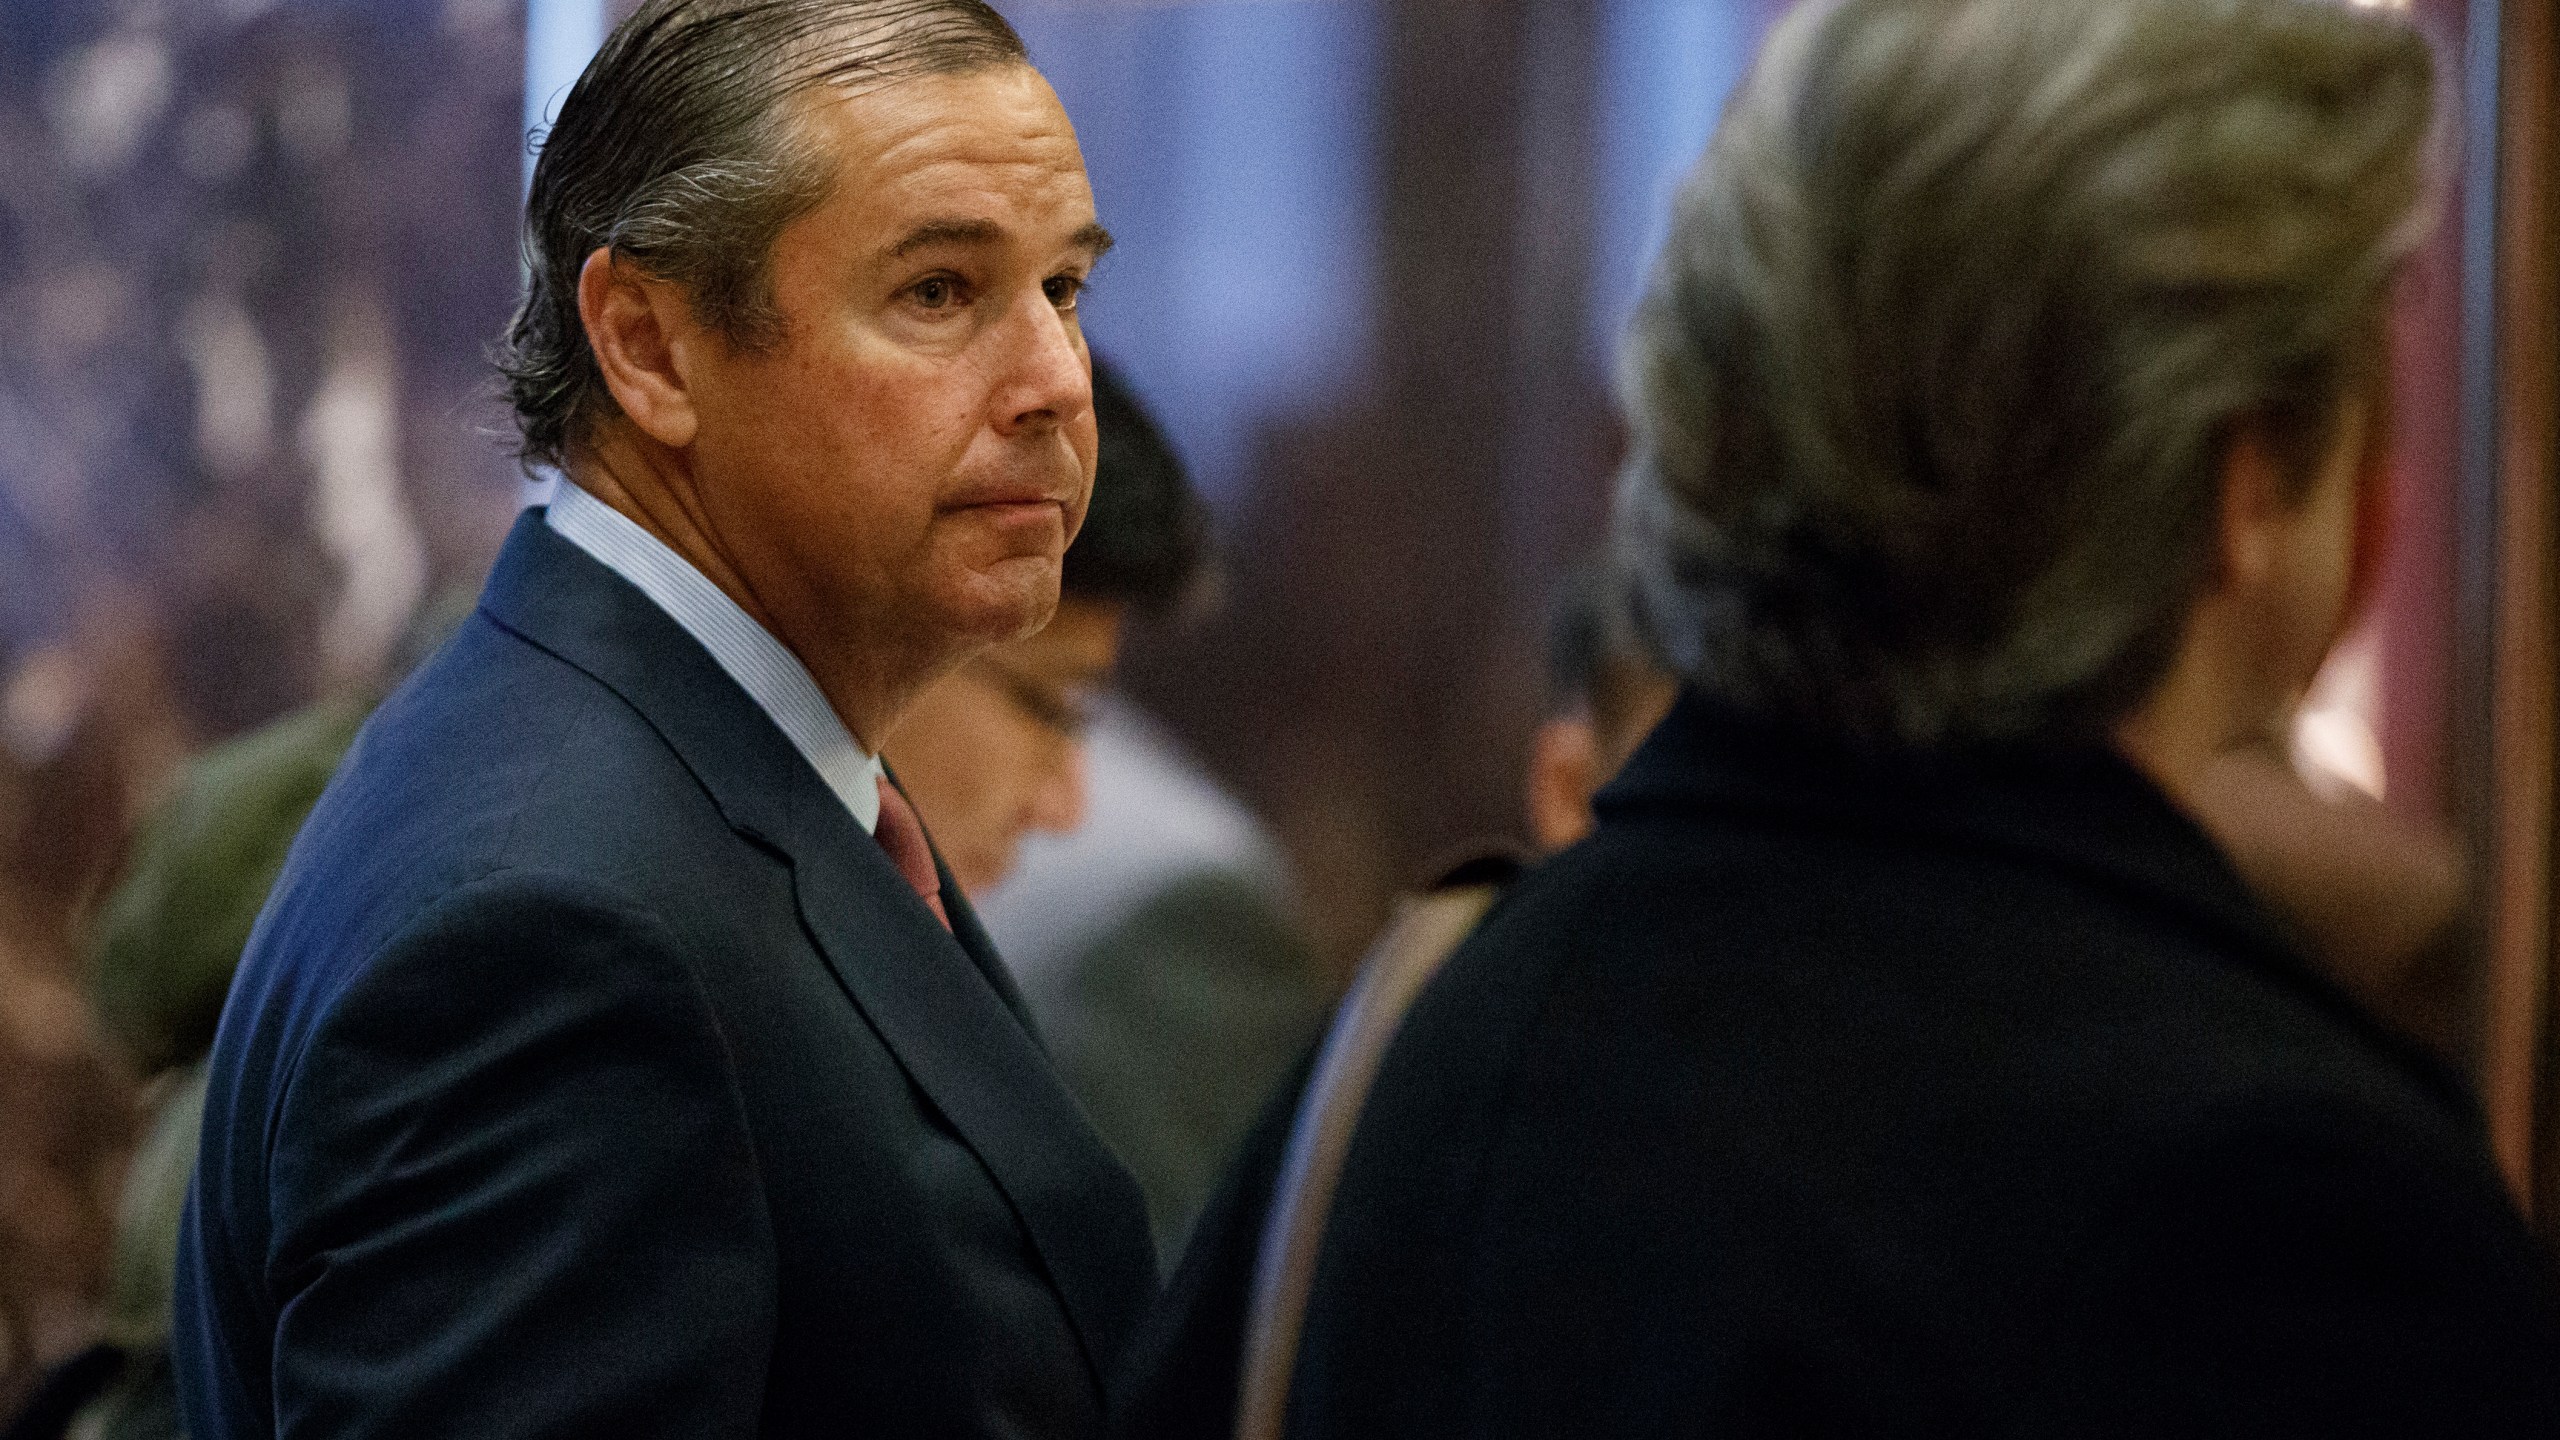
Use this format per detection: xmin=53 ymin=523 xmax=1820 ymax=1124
xmin=173 ymin=3 xmax=1157 ymax=1436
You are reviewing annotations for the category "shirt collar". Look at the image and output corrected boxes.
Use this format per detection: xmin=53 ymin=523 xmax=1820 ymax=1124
xmin=543 ymin=481 xmax=882 ymax=834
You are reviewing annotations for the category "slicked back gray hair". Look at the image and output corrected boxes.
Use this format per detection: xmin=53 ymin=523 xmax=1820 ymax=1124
xmin=498 ymin=0 xmax=1027 ymax=470
xmin=1614 ymin=0 xmax=2436 ymax=749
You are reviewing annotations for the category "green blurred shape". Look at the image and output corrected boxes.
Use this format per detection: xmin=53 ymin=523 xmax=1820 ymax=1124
xmin=87 ymin=698 xmax=366 ymax=1077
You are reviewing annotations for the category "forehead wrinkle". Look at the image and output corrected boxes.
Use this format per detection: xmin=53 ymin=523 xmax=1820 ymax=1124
xmin=853 ymin=146 xmax=1095 ymax=223
xmin=793 ymin=73 xmax=1101 ymax=272
xmin=873 ymin=213 xmax=1108 ymax=267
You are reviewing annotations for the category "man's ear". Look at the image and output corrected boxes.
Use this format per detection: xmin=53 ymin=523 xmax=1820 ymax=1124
xmin=577 ymin=247 xmax=700 ymax=450
xmin=1526 ymin=716 xmax=1601 ymax=854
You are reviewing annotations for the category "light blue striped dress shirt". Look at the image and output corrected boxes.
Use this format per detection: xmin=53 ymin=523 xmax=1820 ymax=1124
xmin=544 ymin=481 xmax=884 ymax=835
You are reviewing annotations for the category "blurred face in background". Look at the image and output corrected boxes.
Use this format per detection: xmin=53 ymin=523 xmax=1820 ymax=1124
xmin=885 ymin=597 xmax=1125 ymax=894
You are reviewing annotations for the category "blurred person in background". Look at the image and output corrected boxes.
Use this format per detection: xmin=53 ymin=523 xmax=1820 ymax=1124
xmin=175 ymin=3 xmax=1158 ymax=1438
xmin=1121 ymin=0 xmax=2560 ymax=1434
xmin=890 ymin=357 xmax=1327 ymax=1261
xmin=0 ymin=599 xmax=465 ymax=1440
xmin=7 ymin=705 xmax=361 ymax=1440
xmin=6 ymin=707 xmax=366 ymax=1440
xmin=2189 ymin=737 xmax=2473 ymax=1058
xmin=0 ymin=0 xmax=522 ymax=1408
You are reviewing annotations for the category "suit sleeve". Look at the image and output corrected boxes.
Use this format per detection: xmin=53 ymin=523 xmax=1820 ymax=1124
xmin=263 ymin=871 xmax=775 ymax=1439
xmin=2045 ymin=1097 xmax=2560 ymax=1437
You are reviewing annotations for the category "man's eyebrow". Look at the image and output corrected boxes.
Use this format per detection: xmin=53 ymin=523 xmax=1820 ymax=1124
xmin=878 ymin=219 xmax=1117 ymax=264
xmin=882 ymin=218 xmax=1002 ymax=261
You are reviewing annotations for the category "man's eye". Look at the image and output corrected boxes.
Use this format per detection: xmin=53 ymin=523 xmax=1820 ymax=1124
xmin=1044 ymin=275 xmax=1085 ymax=312
xmin=912 ymin=277 xmax=959 ymax=309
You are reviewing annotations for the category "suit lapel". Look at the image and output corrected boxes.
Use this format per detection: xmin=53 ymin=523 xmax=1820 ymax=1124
xmin=787 ymin=811 xmax=1157 ymax=1384
xmin=873 ymin=757 xmax=1045 ymax=1039
xmin=476 ymin=512 xmax=1157 ymax=1388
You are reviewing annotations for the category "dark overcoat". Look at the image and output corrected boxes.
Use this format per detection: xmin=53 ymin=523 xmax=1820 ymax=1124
xmin=1120 ymin=694 xmax=2560 ymax=1438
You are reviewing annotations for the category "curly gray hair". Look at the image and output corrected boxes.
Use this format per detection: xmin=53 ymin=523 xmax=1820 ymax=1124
xmin=1614 ymin=0 xmax=2436 ymax=748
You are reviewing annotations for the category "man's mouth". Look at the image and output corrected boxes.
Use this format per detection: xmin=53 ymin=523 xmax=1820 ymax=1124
xmin=944 ymin=479 xmax=1070 ymax=514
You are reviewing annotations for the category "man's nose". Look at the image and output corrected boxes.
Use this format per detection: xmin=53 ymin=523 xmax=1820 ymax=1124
xmin=990 ymin=292 xmax=1090 ymax=438
xmin=1025 ymin=744 xmax=1088 ymax=835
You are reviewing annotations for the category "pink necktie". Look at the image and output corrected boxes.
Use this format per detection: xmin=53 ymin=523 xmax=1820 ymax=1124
xmin=873 ymin=775 xmax=952 ymax=931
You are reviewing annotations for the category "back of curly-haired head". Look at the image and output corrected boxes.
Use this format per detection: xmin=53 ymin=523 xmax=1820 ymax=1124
xmin=1613 ymin=0 xmax=2436 ymax=750
xmin=497 ymin=0 xmax=1027 ymax=472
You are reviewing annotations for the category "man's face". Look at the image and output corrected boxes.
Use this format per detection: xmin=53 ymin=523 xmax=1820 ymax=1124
xmin=883 ymin=597 xmax=1124 ymax=895
xmin=679 ymin=65 xmax=1107 ymax=728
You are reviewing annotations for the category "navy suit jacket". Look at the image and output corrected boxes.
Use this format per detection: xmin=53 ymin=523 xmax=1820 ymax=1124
xmin=175 ymin=512 xmax=1158 ymax=1439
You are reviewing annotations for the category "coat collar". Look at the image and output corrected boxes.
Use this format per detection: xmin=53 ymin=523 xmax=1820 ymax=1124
xmin=1598 ymin=690 xmax=2477 ymax=1115
xmin=475 ymin=511 xmax=1158 ymax=1386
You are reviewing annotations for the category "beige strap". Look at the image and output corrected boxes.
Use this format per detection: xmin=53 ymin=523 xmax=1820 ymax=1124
xmin=1234 ymin=878 xmax=1506 ymax=1440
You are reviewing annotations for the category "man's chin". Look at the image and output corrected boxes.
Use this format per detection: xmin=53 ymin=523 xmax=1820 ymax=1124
xmin=935 ymin=563 xmax=1060 ymax=646
xmin=943 ymin=499 xmax=1071 ymax=563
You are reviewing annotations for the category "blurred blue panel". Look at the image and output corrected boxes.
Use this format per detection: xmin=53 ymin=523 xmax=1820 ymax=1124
xmin=1592 ymin=0 xmax=1753 ymax=371
xmin=1011 ymin=0 xmax=1380 ymax=510
xmin=518 ymin=0 xmax=604 ymax=502
xmin=524 ymin=0 xmax=604 ymax=191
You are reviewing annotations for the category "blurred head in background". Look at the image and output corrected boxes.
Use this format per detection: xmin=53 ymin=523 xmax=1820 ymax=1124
xmin=887 ymin=356 xmax=1209 ymax=893
xmin=1613 ymin=0 xmax=2433 ymax=795
xmin=1525 ymin=563 xmax=1677 ymax=852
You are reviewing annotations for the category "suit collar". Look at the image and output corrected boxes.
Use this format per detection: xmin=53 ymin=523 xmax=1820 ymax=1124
xmin=476 ymin=511 xmax=1158 ymax=1384
xmin=541 ymin=479 xmax=883 ymax=833
xmin=480 ymin=511 xmax=814 ymax=851
xmin=1599 ymin=691 xmax=2476 ymax=1113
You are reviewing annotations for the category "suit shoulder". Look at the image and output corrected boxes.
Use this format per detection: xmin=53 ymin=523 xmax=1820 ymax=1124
xmin=286 ymin=865 xmax=722 ymax=1075
xmin=223 ymin=615 xmax=761 ymax=1079
xmin=1477 ymin=812 xmax=2452 ymax=1113
xmin=281 ymin=615 xmax=740 ymax=930
xmin=1358 ymin=811 xmax=2497 ymax=1280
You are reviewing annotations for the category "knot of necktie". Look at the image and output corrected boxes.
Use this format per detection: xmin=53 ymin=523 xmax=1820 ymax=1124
xmin=873 ymin=775 xmax=952 ymax=932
